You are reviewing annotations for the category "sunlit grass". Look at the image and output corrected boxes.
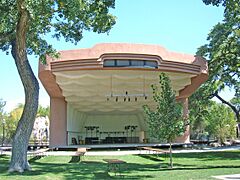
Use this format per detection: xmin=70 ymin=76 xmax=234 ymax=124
xmin=0 ymin=151 xmax=240 ymax=179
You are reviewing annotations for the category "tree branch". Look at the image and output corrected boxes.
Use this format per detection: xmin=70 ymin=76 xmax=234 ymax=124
xmin=213 ymin=91 xmax=239 ymax=121
xmin=13 ymin=0 xmax=30 ymax=61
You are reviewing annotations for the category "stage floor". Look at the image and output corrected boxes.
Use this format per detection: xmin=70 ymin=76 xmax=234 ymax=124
xmin=51 ymin=142 xmax=192 ymax=149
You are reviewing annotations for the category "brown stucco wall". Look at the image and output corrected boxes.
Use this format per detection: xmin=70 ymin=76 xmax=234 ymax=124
xmin=50 ymin=98 xmax=67 ymax=146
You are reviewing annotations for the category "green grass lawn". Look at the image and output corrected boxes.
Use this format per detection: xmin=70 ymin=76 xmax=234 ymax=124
xmin=0 ymin=151 xmax=240 ymax=179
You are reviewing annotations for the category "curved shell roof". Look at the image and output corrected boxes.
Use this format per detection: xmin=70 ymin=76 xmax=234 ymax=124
xmin=39 ymin=43 xmax=208 ymax=113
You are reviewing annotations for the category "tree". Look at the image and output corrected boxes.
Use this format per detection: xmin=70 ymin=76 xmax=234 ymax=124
xmin=5 ymin=104 xmax=24 ymax=144
xmin=189 ymin=99 xmax=236 ymax=142
xmin=194 ymin=0 xmax=240 ymax=122
xmin=206 ymin=102 xmax=236 ymax=144
xmin=189 ymin=106 xmax=210 ymax=140
xmin=2 ymin=104 xmax=50 ymax=145
xmin=37 ymin=105 xmax=49 ymax=117
xmin=0 ymin=99 xmax=6 ymax=144
xmin=0 ymin=0 xmax=116 ymax=172
xmin=0 ymin=99 xmax=6 ymax=115
xmin=0 ymin=99 xmax=6 ymax=123
xmin=230 ymin=97 xmax=240 ymax=113
xmin=143 ymin=73 xmax=185 ymax=169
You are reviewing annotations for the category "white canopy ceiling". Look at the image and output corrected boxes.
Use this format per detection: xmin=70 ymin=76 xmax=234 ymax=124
xmin=53 ymin=70 xmax=195 ymax=113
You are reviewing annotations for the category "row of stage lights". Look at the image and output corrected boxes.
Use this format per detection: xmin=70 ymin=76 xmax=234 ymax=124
xmin=106 ymin=91 xmax=148 ymax=102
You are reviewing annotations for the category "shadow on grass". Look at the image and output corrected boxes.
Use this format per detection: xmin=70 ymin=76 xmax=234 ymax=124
xmin=68 ymin=156 xmax=81 ymax=163
xmin=172 ymin=151 xmax=240 ymax=161
xmin=0 ymin=155 xmax=9 ymax=172
xmin=0 ymin=157 xmax=158 ymax=179
xmin=28 ymin=156 xmax=43 ymax=163
xmin=93 ymin=172 xmax=154 ymax=179
xmin=93 ymin=172 xmax=112 ymax=179
xmin=157 ymin=163 xmax=240 ymax=171
xmin=135 ymin=150 xmax=240 ymax=163
xmin=136 ymin=154 xmax=165 ymax=162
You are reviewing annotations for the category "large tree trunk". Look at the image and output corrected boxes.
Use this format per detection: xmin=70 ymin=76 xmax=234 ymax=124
xmin=8 ymin=0 xmax=39 ymax=173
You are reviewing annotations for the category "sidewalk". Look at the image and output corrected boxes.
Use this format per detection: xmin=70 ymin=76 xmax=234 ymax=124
xmin=85 ymin=145 xmax=240 ymax=156
xmin=212 ymin=174 xmax=240 ymax=180
xmin=1 ymin=145 xmax=240 ymax=156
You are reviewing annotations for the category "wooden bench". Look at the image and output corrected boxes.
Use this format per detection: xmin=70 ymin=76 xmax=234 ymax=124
xmin=28 ymin=148 xmax=49 ymax=158
xmin=76 ymin=148 xmax=89 ymax=159
xmin=138 ymin=147 xmax=169 ymax=159
xmin=69 ymin=148 xmax=89 ymax=163
xmin=103 ymin=159 xmax=126 ymax=176
xmin=76 ymin=148 xmax=88 ymax=154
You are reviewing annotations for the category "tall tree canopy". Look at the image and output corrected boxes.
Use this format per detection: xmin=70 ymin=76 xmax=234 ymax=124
xmin=0 ymin=0 xmax=116 ymax=172
xmin=192 ymin=0 xmax=240 ymax=121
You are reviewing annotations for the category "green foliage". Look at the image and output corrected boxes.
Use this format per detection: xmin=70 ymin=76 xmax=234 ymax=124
xmin=230 ymin=97 xmax=240 ymax=110
xmin=202 ymin=0 xmax=225 ymax=6
xmin=196 ymin=21 xmax=240 ymax=95
xmin=189 ymin=93 xmax=212 ymax=139
xmin=198 ymin=0 xmax=240 ymax=96
xmin=0 ymin=0 xmax=116 ymax=63
xmin=190 ymin=0 xmax=240 ymax=123
xmin=206 ymin=103 xmax=236 ymax=143
xmin=0 ymin=104 xmax=50 ymax=143
xmin=0 ymin=99 xmax=6 ymax=137
xmin=190 ymin=100 xmax=237 ymax=143
xmin=37 ymin=105 xmax=49 ymax=117
xmin=0 ymin=99 xmax=6 ymax=114
xmin=9 ymin=104 xmax=23 ymax=122
xmin=203 ymin=0 xmax=240 ymax=18
xmin=143 ymin=73 xmax=185 ymax=143
xmin=0 ymin=99 xmax=6 ymax=131
xmin=4 ymin=104 xmax=24 ymax=142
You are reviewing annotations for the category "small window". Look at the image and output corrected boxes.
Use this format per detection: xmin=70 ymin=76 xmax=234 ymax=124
xmin=103 ymin=59 xmax=158 ymax=69
xmin=131 ymin=60 xmax=144 ymax=67
xmin=116 ymin=60 xmax=130 ymax=67
xmin=144 ymin=61 xmax=158 ymax=68
xmin=104 ymin=60 xmax=115 ymax=67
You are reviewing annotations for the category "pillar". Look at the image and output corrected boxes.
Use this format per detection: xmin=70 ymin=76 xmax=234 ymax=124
xmin=175 ymin=97 xmax=190 ymax=143
xmin=49 ymin=97 xmax=67 ymax=147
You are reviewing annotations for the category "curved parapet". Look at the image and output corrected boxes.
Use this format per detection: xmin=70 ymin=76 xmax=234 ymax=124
xmin=39 ymin=43 xmax=208 ymax=104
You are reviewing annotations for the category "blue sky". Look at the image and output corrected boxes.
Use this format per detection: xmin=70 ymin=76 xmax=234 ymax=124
xmin=0 ymin=0 xmax=229 ymax=112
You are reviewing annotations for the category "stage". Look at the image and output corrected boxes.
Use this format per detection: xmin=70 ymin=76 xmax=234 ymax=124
xmin=50 ymin=142 xmax=193 ymax=150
